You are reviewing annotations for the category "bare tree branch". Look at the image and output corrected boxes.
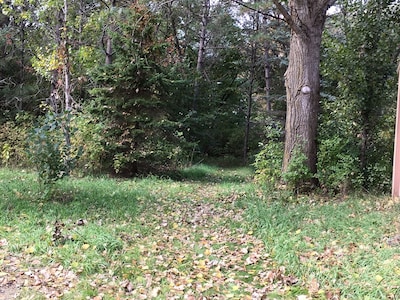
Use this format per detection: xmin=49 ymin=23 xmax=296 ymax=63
xmin=271 ymin=0 xmax=304 ymax=37
xmin=230 ymin=0 xmax=284 ymax=21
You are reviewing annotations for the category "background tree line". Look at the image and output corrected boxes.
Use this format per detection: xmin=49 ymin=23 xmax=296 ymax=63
xmin=0 ymin=0 xmax=399 ymax=194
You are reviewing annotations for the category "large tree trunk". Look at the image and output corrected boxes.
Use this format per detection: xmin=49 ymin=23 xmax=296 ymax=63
xmin=273 ymin=0 xmax=336 ymax=184
xmin=282 ymin=28 xmax=323 ymax=175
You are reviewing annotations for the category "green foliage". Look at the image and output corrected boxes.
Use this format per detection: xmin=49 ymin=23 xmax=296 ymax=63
xmin=253 ymin=121 xmax=283 ymax=188
xmin=182 ymin=47 xmax=247 ymax=158
xmin=71 ymin=109 xmax=107 ymax=175
xmin=87 ymin=4 xmax=190 ymax=175
xmin=27 ymin=112 xmax=81 ymax=187
xmin=320 ymin=0 xmax=400 ymax=191
xmin=0 ymin=114 xmax=32 ymax=167
xmin=1 ymin=143 xmax=11 ymax=165
xmin=282 ymin=146 xmax=313 ymax=192
xmin=317 ymin=136 xmax=362 ymax=194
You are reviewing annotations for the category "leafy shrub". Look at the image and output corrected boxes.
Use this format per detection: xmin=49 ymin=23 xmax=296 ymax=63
xmin=0 ymin=113 xmax=32 ymax=167
xmin=27 ymin=112 xmax=81 ymax=187
xmin=71 ymin=110 xmax=107 ymax=175
xmin=317 ymin=136 xmax=362 ymax=194
xmin=282 ymin=146 xmax=313 ymax=192
xmin=253 ymin=122 xmax=284 ymax=188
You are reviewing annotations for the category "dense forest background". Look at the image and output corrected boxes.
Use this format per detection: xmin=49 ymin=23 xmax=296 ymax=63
xmin=0 ymin=0 xmax=399 ymax=194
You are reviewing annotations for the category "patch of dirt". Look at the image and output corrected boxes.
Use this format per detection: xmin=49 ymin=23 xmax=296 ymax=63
xmin=0 ymin=282 xmax=19 ymax=300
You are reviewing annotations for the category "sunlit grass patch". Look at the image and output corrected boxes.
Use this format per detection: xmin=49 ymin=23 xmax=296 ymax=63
xmin=245 ymin=194 xmax=400 ymax=298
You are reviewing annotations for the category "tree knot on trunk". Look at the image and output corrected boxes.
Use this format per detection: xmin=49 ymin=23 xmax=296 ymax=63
xmin=301 ymin=86 xmax=311 ymax=94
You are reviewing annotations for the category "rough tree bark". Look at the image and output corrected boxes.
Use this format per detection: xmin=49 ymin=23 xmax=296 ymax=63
xmin=272 ymin=0 xmax=336 ymax=183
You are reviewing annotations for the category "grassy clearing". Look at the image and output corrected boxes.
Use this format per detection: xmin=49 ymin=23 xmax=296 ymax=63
xmin=0 ymin=165 xmax=399 ymax=299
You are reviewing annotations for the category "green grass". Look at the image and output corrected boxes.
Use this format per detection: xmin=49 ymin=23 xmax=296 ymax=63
xmin=0 ymin=166 xmax=399 ymax=299
xmin=245 ymin=195 xmax=400 ymax=299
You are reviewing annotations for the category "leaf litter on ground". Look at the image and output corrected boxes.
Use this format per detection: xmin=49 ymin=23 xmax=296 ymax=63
xmin=0 ymin=170 xmax=300 ymax=299
xmin=2 ymin=168 xmax=400 ymax=299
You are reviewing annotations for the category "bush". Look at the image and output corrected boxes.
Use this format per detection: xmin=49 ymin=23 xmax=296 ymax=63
xmin=27 ymin=111 xmax=81 ymax=187
xmin=282 ymin=146 xmax=313 ymax=192
xmin=71 ymin=110 xmax=107 ymax=175
xmin=253 ymin=122 xmax=284 ymax=188
xmin=317 ymin=136 xmax=362 ymax=194
xmin=0 ymin=114 xmax=32 ymax=167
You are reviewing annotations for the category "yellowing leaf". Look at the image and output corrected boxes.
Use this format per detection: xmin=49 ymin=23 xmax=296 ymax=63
xmin=172 ymin=223 xmax=179 ymax=229
xmin=232 ymin=285 xmax=239 ymax=291
xmin=214 ymin=271 xmax=223 ymax=278
xmin=295 ymin=229 xmax=301 ymax=234
xmin=198 ymin=259 xmax=206 ymax=268
xmin=25 ymin=246 xmax=35 ymax=254
xmin=375 ymin=275 xmax=383 ymax=283
xmin=204 ymin=249 xmax=212 ymax=256
xmin=81 ymin=244 xmax=90 ymax=250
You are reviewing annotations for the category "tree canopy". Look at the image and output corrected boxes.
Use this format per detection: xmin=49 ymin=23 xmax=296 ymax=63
xmin=0 ymin=0 xmax=399 ymax=193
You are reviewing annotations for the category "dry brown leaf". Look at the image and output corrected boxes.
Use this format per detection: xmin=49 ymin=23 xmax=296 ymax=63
xmin=308 ymin=277 xmax=320 ymax=295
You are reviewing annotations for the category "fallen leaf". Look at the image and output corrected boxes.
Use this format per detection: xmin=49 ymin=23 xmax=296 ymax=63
xmin=0 ymin=238 xmax=8 ymax=247
xmin=25 ymin=246 xmax=35 ymax=254
xmin=150 ymin=287 xmax=160 ymax=298
xmin=309 ymin=278 xmax=320 ymax=295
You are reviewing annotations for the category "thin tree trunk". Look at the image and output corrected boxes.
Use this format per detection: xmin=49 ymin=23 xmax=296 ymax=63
xmin=166 ymin=1 xmax=183 ymax=59
xmin=49 ymin=70 xmax=60 ymax=113
xmin=104 ymin=0 xmax=117 ymax=65
xmin=49 ymin=9 xmax=63 ymax=113
xmin=244 ymin=2 xmax=261 ymax=163
xmin=62 ymin=0 xmax=72 ymax=149
xmin=196 ymin=0 xmax=209 ymax=74
xmin=193 ymin=0 xmax=210 ymax=111
xmin=105 ymin=36 xmax=113 ymax=65
xmin=264 ymin=42 xmax=271 ymax=111
xmin=243 ymin=54 xmax=255 ymax=163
